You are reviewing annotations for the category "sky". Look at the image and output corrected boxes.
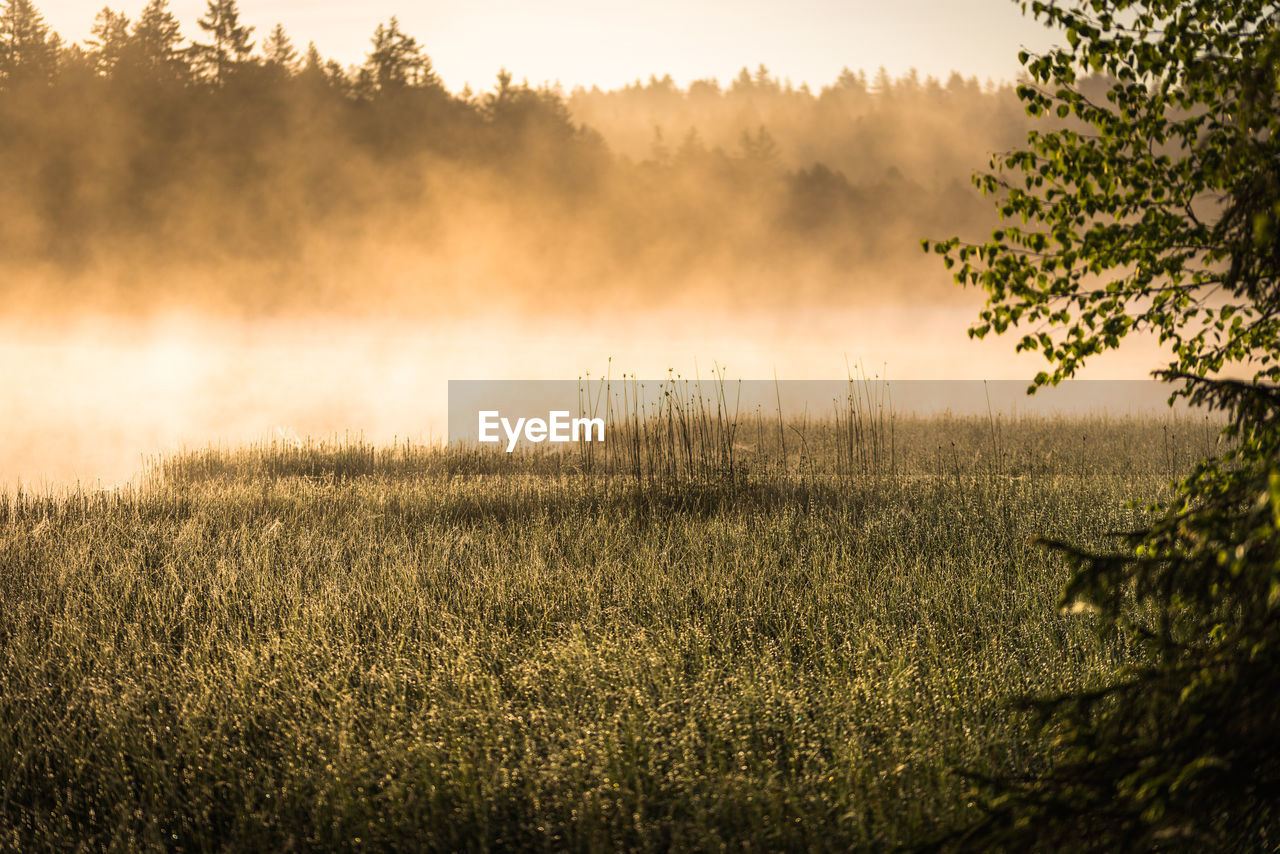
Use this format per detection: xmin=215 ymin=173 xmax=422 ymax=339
xmin=39 ymin=0 xmax=1063 ymax=92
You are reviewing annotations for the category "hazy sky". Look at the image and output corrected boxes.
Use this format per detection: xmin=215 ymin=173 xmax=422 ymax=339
xmin=41 ymin=0 xmax=1062 ymax=92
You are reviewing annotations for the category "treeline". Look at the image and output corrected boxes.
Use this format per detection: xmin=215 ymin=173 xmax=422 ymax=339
xmin=0 ymin=0 xmax=1025 ymax=315
xmin=569 ymin=66 xmax=1030 ymax=187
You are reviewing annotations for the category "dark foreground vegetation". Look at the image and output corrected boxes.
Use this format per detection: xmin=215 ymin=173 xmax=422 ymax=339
xmin=0 ymin=417 xmax=1215 ymax=850
xmin=928 ymin=1 xmax=1280 ymax=848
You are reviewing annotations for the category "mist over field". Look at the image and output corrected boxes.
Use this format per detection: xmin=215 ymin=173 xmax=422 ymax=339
xmin=4 ymin=62 xmax=1015 ymax=318
xmin=0 ymin=1 xmax=1162 ymax=486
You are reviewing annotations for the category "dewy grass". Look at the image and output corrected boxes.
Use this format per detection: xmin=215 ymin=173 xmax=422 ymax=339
xmin=0 ymin=413 xmax=1212 ymax=850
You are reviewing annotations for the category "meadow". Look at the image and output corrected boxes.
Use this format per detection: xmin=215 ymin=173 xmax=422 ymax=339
xmin=0 ymin=412 xmax=1219 ymax=850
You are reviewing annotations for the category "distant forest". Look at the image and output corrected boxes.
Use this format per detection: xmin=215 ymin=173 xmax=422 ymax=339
xmin=0 ymin=0 xmax=1040 ymax=315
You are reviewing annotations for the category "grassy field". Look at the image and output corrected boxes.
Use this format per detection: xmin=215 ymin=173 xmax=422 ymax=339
xmin=0 ymin=415 xmax=1217 ymax=850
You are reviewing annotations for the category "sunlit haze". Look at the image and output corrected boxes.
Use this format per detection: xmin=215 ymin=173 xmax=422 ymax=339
xmin=4 ymin=0 xmax=1136 ymax=488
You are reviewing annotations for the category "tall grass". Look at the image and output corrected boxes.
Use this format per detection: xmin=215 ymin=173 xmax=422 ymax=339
xmin=156 ymin=409 xmax=1221 ymax=490
xmin=0 ymin=409 xmax=1217 ymax=850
